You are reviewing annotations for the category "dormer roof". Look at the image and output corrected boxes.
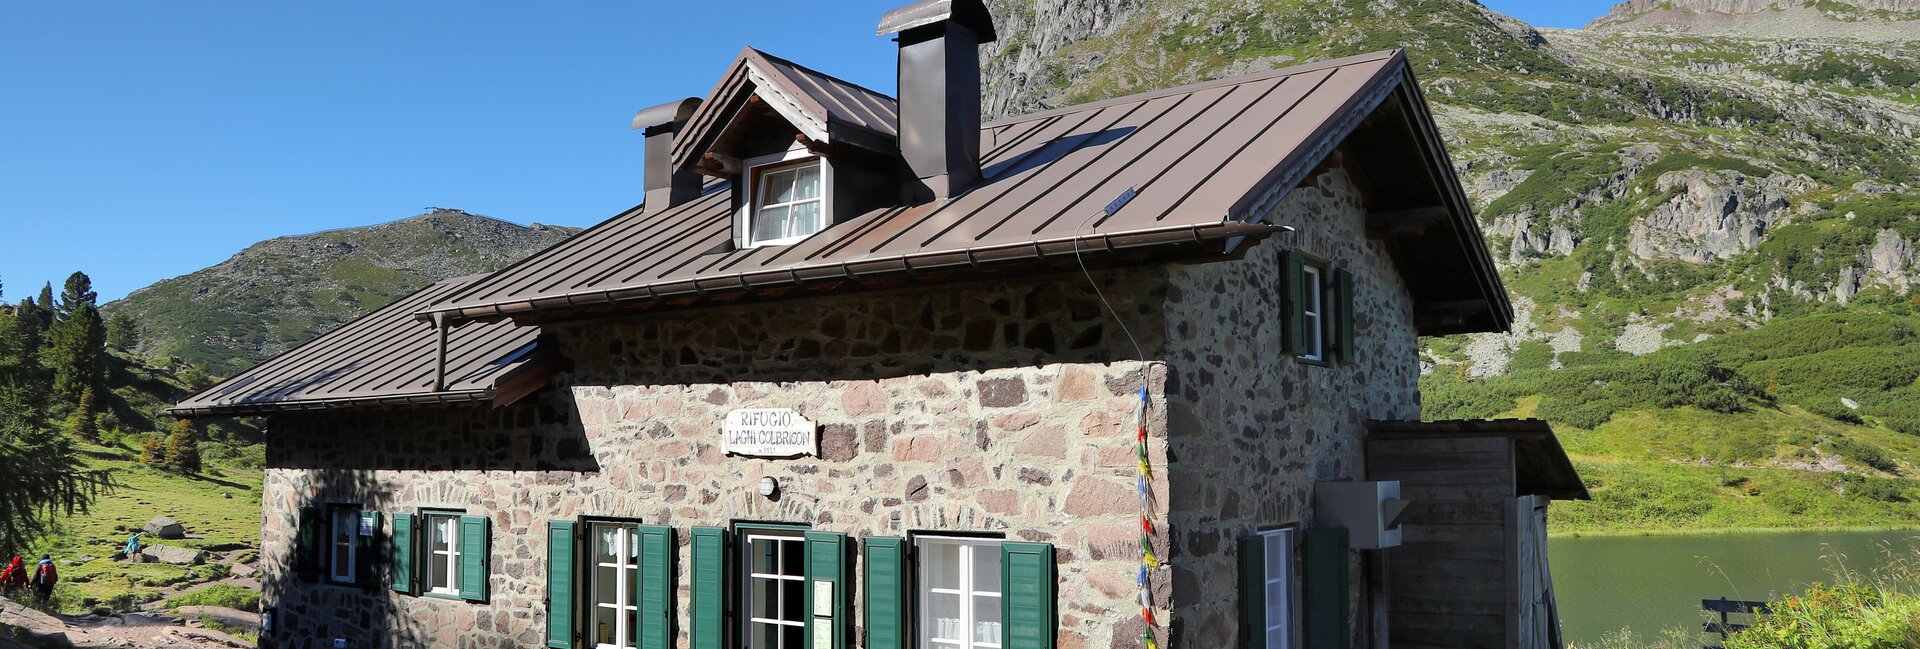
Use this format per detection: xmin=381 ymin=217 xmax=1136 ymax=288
xmin=671 ymin=47 xmax=900 ymax=174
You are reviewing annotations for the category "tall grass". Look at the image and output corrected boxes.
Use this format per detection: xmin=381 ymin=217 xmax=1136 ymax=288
xmin=1724 ymin=542 xmax=1920 ymax=648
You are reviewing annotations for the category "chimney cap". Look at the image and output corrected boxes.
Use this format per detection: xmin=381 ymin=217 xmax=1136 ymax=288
xmin=876 ymin=0 xmax=997 ymax=42
xmin=631 ymin=97 xmax=703 ymax=134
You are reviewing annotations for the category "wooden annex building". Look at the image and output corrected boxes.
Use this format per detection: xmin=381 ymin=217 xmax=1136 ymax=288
xmin=172 ymin=1 xmax=1582 ymax=648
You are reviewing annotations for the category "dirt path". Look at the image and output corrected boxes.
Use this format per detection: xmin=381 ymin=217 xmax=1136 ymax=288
xmin=3 ymin=595 xmax=250 ymax=648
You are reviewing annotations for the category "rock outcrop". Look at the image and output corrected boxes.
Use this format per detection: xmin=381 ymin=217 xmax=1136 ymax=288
xmin=1627 ymin=170 xmax=1805 ymax=264
xmin=1589 ymin=0 xmax=1920 ymax=41
xmin=144 ymin=516 xmax=186 ymax=540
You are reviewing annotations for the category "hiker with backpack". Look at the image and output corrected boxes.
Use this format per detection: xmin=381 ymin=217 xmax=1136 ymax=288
xmin=29 ymin=554 xmax=55 ymax=604
xmin=0 ymin=555 xmax=26 ymax=597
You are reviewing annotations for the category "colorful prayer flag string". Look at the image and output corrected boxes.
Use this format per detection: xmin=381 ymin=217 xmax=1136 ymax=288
xmin=1135 ymin=383 xmax=1160 ymax=649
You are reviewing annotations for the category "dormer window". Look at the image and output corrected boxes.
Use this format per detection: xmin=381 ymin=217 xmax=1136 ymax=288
xmin=742 ymin=149 xmax=829 ymax=247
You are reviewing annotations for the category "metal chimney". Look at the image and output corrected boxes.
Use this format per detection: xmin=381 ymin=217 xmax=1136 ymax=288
xmin=878 ymin=0 xmax=997 ymax=201
xmin=631 ymin=97 xmax=704 ymax=210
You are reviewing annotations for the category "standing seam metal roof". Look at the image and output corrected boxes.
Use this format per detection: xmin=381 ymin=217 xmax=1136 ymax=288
xmin=426 ymin=50 xmax=1412 ymax=323
xmin=166 ymin=275 xmax=543 ymax=416
xmin=672 ymin=47 xmax=900 ymax=169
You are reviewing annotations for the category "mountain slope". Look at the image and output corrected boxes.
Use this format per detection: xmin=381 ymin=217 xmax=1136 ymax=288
xmin=105 ymin=209 xmax=578 ymax=375
xmin=1589 ymin=0 xmax=1920 ymax=41
xmin=980 ymin=0 xmax=1920 ymax=532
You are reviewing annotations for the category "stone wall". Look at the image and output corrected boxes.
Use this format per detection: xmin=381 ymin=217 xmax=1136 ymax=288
xmin=257 ymin=164 xmax=1419 ymax=649
xmin=262 ymin=266 xmax=1180 ymax=649
xmin=1161 ymin=168 xmax=1420 ymax=648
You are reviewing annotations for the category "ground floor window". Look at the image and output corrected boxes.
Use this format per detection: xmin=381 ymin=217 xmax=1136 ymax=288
xmin=917 ymin=536 xmax=1004 ymax=649
xmin=1261 ymin=528 xmax=1295 ymax=649
xmin=742 ymin=529 xmax=807 ymax=649
xmin=591 ymin=522 xmax=641 ymax=649
xmin=426 ymin=512 xmax=462 ymax=596
xmin=328 ymin=507 xmax=359 ymax=584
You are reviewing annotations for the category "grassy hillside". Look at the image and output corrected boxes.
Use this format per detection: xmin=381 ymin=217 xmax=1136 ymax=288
xmin=104 ymin=209 xmax=578 ymax=375
xmin=1427 ymin=311 xmax=1920 ymax=533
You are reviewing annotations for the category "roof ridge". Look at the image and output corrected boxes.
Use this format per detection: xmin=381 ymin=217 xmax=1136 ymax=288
xmin=745 ymin=47 xmax=897 ymax=105
xmin=984 ymin=49 xmax=1404 ymax=129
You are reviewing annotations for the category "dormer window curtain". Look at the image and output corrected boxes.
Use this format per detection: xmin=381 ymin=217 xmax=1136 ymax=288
xmin=741 ymin=149 xmax=829 ymax=248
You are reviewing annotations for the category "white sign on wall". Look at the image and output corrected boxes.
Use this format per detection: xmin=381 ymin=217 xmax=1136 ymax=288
xmin=723 ymin=408 xmax=817 ymax=458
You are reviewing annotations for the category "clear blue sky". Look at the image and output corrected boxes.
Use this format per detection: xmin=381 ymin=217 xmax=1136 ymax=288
xmin=0 ymin=1 xmax=1616 ymax=303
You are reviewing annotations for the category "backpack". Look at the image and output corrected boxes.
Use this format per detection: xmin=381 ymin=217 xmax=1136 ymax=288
xmin=34 ymin=563 xmax=55 ymax=587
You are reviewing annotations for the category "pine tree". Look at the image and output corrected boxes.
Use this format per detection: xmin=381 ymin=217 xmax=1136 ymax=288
xmin=163 ymin=419 xmax=201 ymax=474
xmin=68 ymin=386 xmax=99 ymax=443
xmin=106 ymin=311 xmax=141 ymax=352
xmin=140 ymin=433 xmax=165 ymax=468
xmin=45 ymin=272 xmax=106 ymax=402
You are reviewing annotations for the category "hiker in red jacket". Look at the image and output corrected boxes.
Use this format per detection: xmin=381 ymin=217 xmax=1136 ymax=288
xmin=0 ymin=555 xmax=26 ymax=597
xmin=29 ymin=554 xmax=55 ymax=604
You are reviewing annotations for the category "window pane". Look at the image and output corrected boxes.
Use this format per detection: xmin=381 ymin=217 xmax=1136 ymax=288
xmin=749 ymin=622 xmax=779 ymax=649
xmin=751 ymin=577 xmax=777 ymax=620
xmin=781 ymin=623 xmax=803 ymax=649
xmin=788 ymin=202 xmax=822 ymax=238
xmin=763 ymin=168 xmax=796 ymax=204
xmin=596 ymin=527 xmax=620 ymax=565
xmin=923 ymin=541 xmax=960 ymax=590
xmin=626 ymin=564 xmax=639 ymax=610
xmin=778 ymin=540 xmax=804 ymax=574
xmin=780 ymin=577 xmax=804 ymax=621
xmin=754 ymin=205 xmax=790 ymax=242
xmin=596 ymin=564 xmax=619 ymax=607
xmin=927 ymin=592 xmax=962 ymax=641
xmin=974 ymin=594 xmax=1003 ymax=643
xmin=973 ymin=545 xmax=1002 ymax=594
xmin=751 ymin=539 xmax=777 ymax=575
xmin=791 ymin=164 xmax=821 ymax=200
xmin=431 ymin=551 xmax=451 ymax=589
xmin=431 ymin=516 xmax=450 ymax=550
xmin=626 ymin=607 xmax=638 ymax=648
xmin=595 ymin=605 xmax=617 ymax=646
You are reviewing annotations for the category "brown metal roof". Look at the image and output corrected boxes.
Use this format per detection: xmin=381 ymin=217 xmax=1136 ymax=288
xmin=167 ymin=275 xmax=548 ymax=417
xmin=672 ymin=47 xmax=900 ymax=169
xmin=426 ymin=50 xmax=1429 ymax=324
xmin=1366 ymin=419 xmax=1591 ymax=500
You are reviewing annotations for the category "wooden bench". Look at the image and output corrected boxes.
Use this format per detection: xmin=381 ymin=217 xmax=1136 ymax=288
xmin=1701 ymin=598 xmax=1770 ymax=648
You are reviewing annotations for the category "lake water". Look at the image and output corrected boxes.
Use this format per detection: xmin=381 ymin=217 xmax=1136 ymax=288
xmin=1549 ymin=529 xmax=1920 ymax=647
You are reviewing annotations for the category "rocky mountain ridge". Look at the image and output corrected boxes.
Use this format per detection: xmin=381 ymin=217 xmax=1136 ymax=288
xmin=105 ymin=209 xmax=578 ymax=375
xmin=1589 ymin=0 xmax=1920 ymax=40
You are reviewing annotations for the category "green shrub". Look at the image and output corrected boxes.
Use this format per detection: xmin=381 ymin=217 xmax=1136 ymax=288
xmin=1726 ymin=582 xmax=1920 ymax=649
xmin=1826 ymin=437 xmax=1901 ymax=474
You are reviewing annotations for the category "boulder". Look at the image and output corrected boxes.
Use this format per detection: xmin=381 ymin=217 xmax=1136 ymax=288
xmin=138 ymin=544 xmax=205 ymax=566
xmin=143 ymin=516 xmax=186 ymax=539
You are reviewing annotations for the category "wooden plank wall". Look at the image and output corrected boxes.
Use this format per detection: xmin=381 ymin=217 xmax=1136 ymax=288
xmin=1513 ymin=495 xmax=1561 ymax=649
xmin=1369 ymin=436 xmax=1514 ymax=649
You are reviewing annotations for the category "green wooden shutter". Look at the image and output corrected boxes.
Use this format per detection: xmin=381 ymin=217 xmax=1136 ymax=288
xmin=391 ymin=513 xmax=415 ymax=594
xmin=1281 ymin=250 xmax=1306 ymax=355
xmin=356 ymin=511 xmax=380 ymax=589
xmin=546 ymin=521 xmax=577 ymax=649
xmin=1237 ymin=536 xmax=1266 ymax=649
xmin=1334 ymin=268 xmax=1355 ymax=365
xmin=1001 ymin=542 xmax=1056 ymax=649
xmin=864 ymin=537 xmax=907 ymax=649
xmin=459 ymin=514 xmax=490 ymax=602
xmin=804 ymin=531 xmax=848 ymax=649
xmin=637 ymin=525 xmax=673 ymax=649
xmin=1303 ymin=528 xmax=1349 ymax=649
xmin=295 ymin=506 xmax=322 ymax=581
xmin=689 ymin=527 xmax=728 ymax=649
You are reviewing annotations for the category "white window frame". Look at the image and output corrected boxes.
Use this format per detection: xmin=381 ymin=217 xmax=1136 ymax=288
xmin=1299 ymin=265 xmax=1324 ymax=362
xmin=915 ymin=536 xmax=1004 ymax=649
xmin=1260 ymin=528 xmax=1296 ymax=649
xmin=426 ymin=513 xmax=462 ymax=596
xmin=741 ymin=530 xmax=808 ymax=649
xmin=328 ymin=508 xmax=358 ymax=584
xmin=738 ymin=147 xmax=830 ymax=248
xmin=590 ymin=522 xmax=641 ymax=649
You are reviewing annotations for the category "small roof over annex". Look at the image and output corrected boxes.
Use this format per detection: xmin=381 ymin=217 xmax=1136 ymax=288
xmin=167 ymin=275 xmax=552 ymax=418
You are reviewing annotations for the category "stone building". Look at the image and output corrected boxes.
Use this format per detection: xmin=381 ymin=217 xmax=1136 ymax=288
xmin=172 ymin=2 xmax=1543 ymax=648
